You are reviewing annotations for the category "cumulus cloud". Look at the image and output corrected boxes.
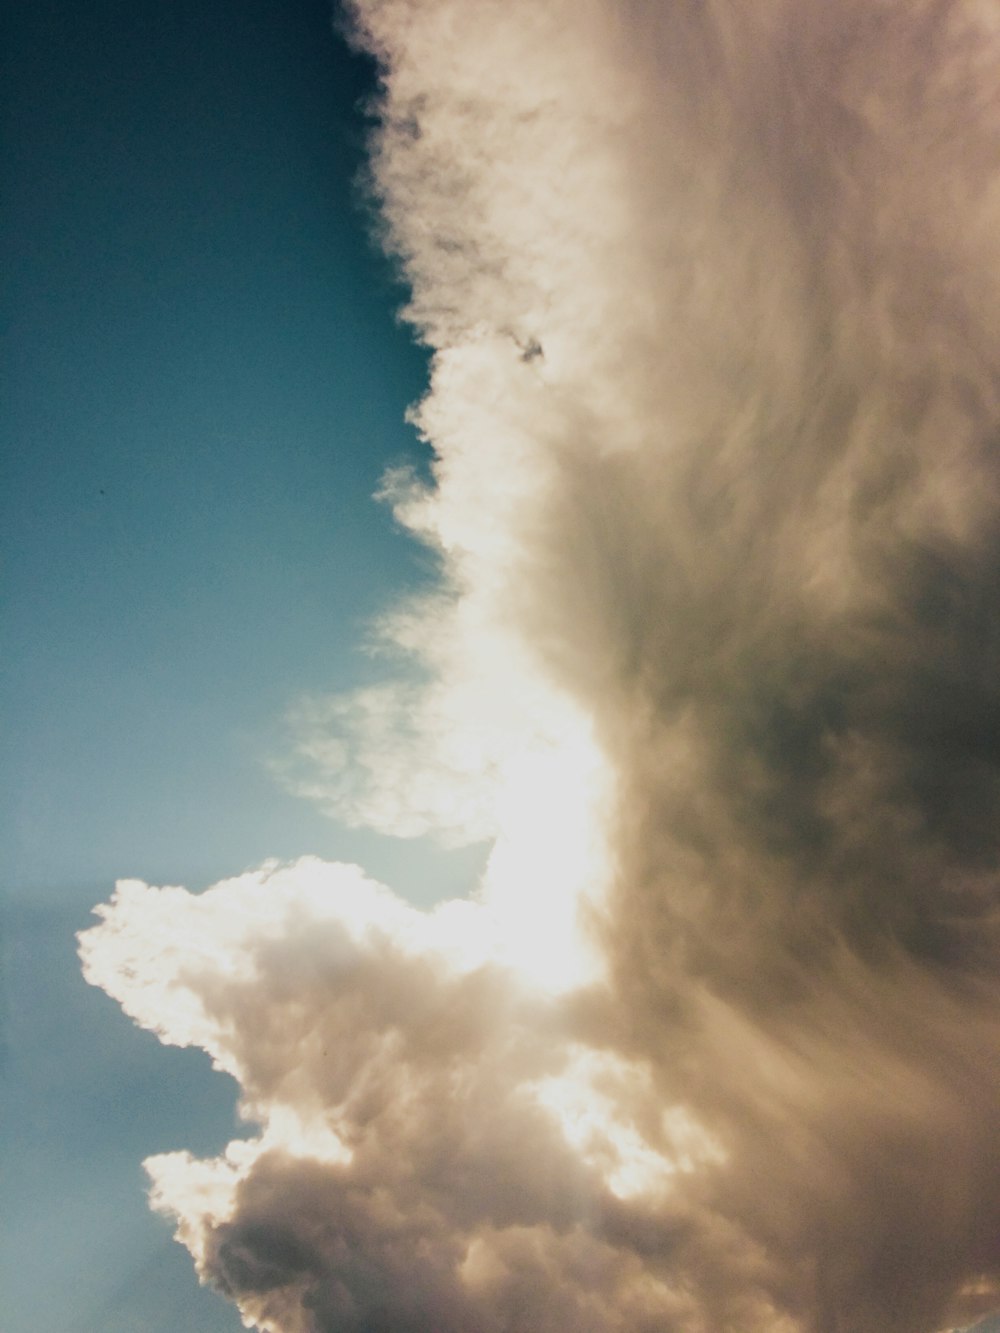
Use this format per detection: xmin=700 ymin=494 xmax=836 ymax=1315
xmin=81 ymin=1 xmax=1000 ymax=1330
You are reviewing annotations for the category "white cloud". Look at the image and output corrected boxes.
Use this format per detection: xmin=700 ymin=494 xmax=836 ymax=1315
xmin=83 ymin=1 xmax=1000 ymax=1328
xmin=82 ymin=859 xmax=746 ymax=1332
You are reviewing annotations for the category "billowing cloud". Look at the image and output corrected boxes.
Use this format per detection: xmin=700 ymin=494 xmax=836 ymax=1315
xmin=81 ymin=2 xmax=1000 ymax=1330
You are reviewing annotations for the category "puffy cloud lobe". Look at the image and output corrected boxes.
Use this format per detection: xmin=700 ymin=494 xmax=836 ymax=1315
xmin=82 ymin=1 xmax=1000 ymax=1330
xmin=80 ymin=862 xmax=760 ymax=1332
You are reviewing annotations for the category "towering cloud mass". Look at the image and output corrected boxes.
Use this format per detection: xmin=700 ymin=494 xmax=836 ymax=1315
xmin=80 ymin=2 xmax=1000 ymax=1329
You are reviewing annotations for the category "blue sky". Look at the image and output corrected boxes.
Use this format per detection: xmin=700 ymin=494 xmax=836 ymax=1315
xmin=2 ymin=2 xmax=473 ymax=1328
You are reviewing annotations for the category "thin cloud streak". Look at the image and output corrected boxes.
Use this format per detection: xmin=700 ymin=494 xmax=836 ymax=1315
xmin=82 ymin=2 xmax=1000 ymax=1329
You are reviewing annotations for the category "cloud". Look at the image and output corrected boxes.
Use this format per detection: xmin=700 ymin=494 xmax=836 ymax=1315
xmin=80 ymin=861 xmax=736 ymax=1331
xmin=81 ymin=1 xmax=1000 ymax=1330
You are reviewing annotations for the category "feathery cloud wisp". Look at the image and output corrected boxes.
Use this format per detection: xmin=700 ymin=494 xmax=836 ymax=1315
xmin=82 ymin=2 xmax=1000 ymax=1329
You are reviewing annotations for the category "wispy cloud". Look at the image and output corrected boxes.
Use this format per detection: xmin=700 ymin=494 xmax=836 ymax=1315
xmin=81 ymin=2 xmax=1000 ymax=1329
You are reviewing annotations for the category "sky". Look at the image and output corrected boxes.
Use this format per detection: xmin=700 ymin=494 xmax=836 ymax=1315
xmin=2 ymin=1 xmax=479 ymax=1329
xmin=6 ymin=2 xmax=1000 ymax=1332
